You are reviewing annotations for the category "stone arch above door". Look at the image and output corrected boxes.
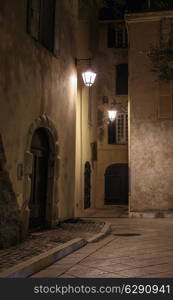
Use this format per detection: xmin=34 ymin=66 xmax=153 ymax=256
xmin=21 ymin=114 xmax=60 ymax=237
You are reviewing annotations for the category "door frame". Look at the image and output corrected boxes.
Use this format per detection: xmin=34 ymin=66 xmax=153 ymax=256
xmin=21 ymin=115 xmax=60 ymax=237
xmin=29 ymin=128 xmax=50 ymax=229
xmin=84 ymin=161 xmax=91 ymax=209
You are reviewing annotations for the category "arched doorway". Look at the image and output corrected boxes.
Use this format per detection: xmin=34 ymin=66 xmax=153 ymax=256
xmin=104 ymin=163 xmax=128 ymax=205
xmin=29 ymin=128 xmax=52 ymax=229
xmin=84 ymin=162 xmax=91 ymax=209
xmin=21 ymin=114 xmax=59 ymax=239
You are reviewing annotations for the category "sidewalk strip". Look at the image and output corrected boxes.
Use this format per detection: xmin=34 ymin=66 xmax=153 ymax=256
xmin=0 ymin=238 xmax=86 ymax=278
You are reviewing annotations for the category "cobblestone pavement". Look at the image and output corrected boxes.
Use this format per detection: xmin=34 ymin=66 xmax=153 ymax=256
xmin=32 ymin=218 xmax=173 ymax=278
xmin=0 ymin=219 xmax=104 ymax=272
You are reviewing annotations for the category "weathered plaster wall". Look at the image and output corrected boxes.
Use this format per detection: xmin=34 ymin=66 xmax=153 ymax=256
xmin=0 ymin=0 xmax=78 ymax=243
xmin=127 ymin=14 xmax=173 ymax=213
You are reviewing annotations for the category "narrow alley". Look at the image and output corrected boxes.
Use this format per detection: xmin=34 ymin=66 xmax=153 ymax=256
xmin=31 ymin=218 xmax=173 ymax=278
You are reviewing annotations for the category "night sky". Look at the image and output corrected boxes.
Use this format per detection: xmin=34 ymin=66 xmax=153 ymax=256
xmin=100 ymin=0 xmax=173 ymax=19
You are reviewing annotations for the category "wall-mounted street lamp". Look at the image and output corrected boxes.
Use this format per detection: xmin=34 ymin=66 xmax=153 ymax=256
xmin=75 ymin=58 xmax=96 ymax=87
xmin=82 ymin=70 xmax=96 ymax=87
xmin=107 ymin=109 xmax=117 ymax=122
xmin=106 ymin=100 xmax=127 ymax=123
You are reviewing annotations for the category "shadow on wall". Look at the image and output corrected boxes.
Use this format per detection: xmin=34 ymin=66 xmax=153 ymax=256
xmin=0 ymin=135 xmax=21 ymax=249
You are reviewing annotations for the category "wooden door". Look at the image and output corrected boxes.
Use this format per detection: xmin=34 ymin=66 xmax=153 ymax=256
xmin=104 ymin=164 xmax=128 ymax=205
xmin=29 ymin=128 xmax=49 ymax=229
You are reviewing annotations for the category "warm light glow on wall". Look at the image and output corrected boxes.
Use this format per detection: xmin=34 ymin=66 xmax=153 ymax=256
xmin=69 ymin=74 xmax=77 ymax=101
xmin=70 ymin=74 xmax=77 ymax=89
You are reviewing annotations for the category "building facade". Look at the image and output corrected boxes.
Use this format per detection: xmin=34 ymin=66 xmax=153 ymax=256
xmin=1 ymin=0 xmax=173 ymax=249
xmin=0 ymin=0 xmax=80 ymax=248
xmin=76 ymin=2 xmax=173 ymax=218
xmin=126 ymin=10 xmax=173 ymax=217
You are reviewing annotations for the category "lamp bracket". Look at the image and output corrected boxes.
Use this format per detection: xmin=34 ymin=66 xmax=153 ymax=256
xmin=75 ymin=58 xmax=92 ymax=66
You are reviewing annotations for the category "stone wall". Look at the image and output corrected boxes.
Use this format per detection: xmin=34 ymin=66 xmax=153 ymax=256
xmin=0 ymin=0 xmax=78 ymax=244
xmin=0 ymin=135 xmax=20 ymax=248
xmin=126 ymin=11 xmax=173 ymax=214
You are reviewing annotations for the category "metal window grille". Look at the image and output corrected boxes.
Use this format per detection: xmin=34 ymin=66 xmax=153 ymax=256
xmin=108 ymin=24 xmax=128 ymax=49
xmin=116 ymin=113 xmax=128 ymax=144
xmin=114 ymin=27 xmax=127 ymax=48
xmin=108 ymin=113 xmax=128 ymax=145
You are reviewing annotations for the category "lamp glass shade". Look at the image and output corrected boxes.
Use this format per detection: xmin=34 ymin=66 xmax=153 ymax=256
xmin=82 ymin=70 xmax=96 ymax=87
xmin=108 ymin=110 xmax=117 ymax=122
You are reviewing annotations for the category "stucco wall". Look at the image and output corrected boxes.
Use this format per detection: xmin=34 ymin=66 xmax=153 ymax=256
xmin=0 ymin=0 xmax=78 ymax=244
xmin=127 ymin=14 xmax=173 ymax=213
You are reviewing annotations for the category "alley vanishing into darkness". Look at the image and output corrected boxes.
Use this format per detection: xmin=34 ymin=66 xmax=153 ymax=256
xmin=32 ymin=218 xmax=173 ymax=278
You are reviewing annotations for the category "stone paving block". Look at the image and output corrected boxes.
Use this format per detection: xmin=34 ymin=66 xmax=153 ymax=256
xmin=58 ymin=273 xmax=77 ymax=278
xmin=0 ymin=219 xmax=105 ymax=273
xmin=116 ymin=263 xmax=173 ymax=278
xmin=80 ymin=260 xmax=134 ymax=273
xmin=30 ymin=218 xmax=173 ymax=278
xmin=59 ymin=271 xmax=124 ymax=278
xmin=31 ymin=264 xmax=74 ymax=278
xmin=125 ymin=256 xmax=173 ymax=268
xmin=53 ymin=256 xmax=82 ymax=265
xmin=64 ymin=264 xmax=116 ymax=278
xmin=143 ymin=272 xmax=173 ymax=278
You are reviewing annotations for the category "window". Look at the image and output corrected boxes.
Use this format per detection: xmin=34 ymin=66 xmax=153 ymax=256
xmin=107 ymin=23 xmax=127 ymax=48
xmin=27 ymin=0 xmax=57 ymax=53
xmin=116 ymin=64 xmax=128 ymax=95
xmin=161 ymin=18 xmax=173 ymax=43
xmin=127 ymin=0 xmax=173 ymax=11
xmin=158 ymin=81 xmax=173 ymax=118
xmin=78 ymin=0 xmax=90 ymax=20
xmin=91 ymin=142 xmax=97 ymax=161
xmin=108 ymin=113 xmax=128 ymax=145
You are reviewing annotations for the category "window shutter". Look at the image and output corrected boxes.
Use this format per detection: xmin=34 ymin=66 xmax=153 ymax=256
xmin=108 ymin=121 xmax=116 ymax=144
xmin=116 ymin=64 xmax=128 ymax=95
xmin=39 ymin=0 xmax=55 ymax=51
xmin=53 ymin=0 xmax=60 ymax=57
xmin=108 ymin=24 xmax=115 ymax=48
xmin=27 ymin=0 xmax=41 ymax=40
xmin=116 ymin=114 xmax=128 ymax=144
xmin=107 ymin=23 xmax=127 ymax=49
xmin=78 ymin=0 xmax=90 ymax=20
xmin=158 ymin=81 xmax=173 ymax=118
xmin=115 ymin=28 xmax=123 ymax=48
xmin=108 ymin=113 xmax=128 ymax=145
